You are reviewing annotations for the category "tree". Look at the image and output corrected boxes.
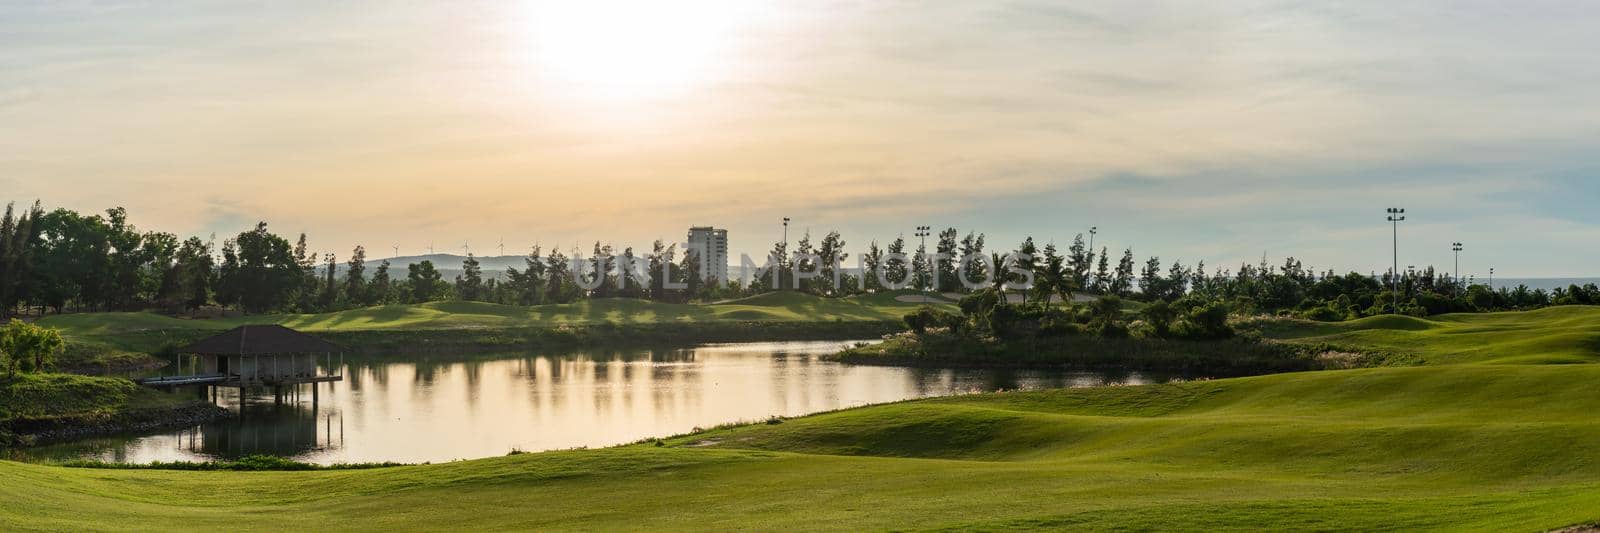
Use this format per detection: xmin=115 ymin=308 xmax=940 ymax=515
xmin=911 ymin=240 xmax=931 ymax=292
xmin=816 ymin=231 xmax=847 ymax=295
xmin=1110 ymin=248 xmax=1136 ymax=297
xmin=935 ymin=228 xmax=960 ymax=292
xmin=1066 ymin=233 xmax=1090 ymax=294
xmin=455 ymin=253 xmax=484 ymax=301
xmin=504 ymin=246 xmax=545 ymax=305
xmin=174 ymin=237 xmax=214 ymax=310
xmin=958 ymin=232 xmax=987 ymax=290
xmin=1139 ymin=256 xmax=1164 ymax=301
xmin=861 ymin=240 xmax=884 ymax=292
xmin=1092 ymin=246 xmax=1111 ymax=294
xmin=679 ymin=244 xmax=704 ymax=302
xmin=544 ymin=248 xmax=575 ymax=304
xmin=1140 ymin=300 xmax=1178 ymax=337
xmin=226 ymin=223 xmax=300 ymax=313
xmin=345 ymin=245 xmax=368 ymax=306
xmin=369 ymin=259 xmax=393 ymax=305
xmin=885 ymin=236 xmax=909 ymax=289
xmin=319 ymin=252 xmax=338 ymax=310
xmin=1 ymin=319 xmax=64 ymax=375
xmin=1036 ymin=241 xmax=1066 ymax=304
xmin=0 ymin=202 xmax=43 ymax=316
xmin=646 ymin=240 xmax=673 ymax=301
xmin=408 ymin=260 xmax=444 ymax=303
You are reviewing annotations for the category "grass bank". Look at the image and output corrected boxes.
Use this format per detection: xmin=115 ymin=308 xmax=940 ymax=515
xmin=3 ymin=363 xmax=1600 ymax=530
xmin=3 ymin=306 xmax=1597 ymax=530
xmin=830 ymin=333 xmax=1394 ymax=375
xmin=41 ymin=291 xmax=942 ymax=369
xmin=0 ymin=374 xmax=227 ymax=448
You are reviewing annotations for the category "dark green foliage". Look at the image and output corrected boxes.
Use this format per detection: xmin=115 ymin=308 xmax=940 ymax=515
xmin=407 ymin=260 xmax=446 ymax=303
xmin=1 ymin=319 xmax=64 ymax=375
xmin=903 ymin=306 xmax=963 ymax=335
xmin=60 ymin=454 xmax=403 ymax=471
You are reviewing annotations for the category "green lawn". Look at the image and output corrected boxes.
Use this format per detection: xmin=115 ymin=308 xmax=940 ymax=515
xmin=1258 ymin=305 xmax=1600 ymax=364
xmin=4 ymin=305 xmax=1599 ymax=530
xmin=39 ymin=291 xmax=940 ymax=335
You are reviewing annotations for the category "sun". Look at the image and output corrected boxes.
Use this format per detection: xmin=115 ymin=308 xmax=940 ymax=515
xmin=523 ymin=1 xmax=751 ymax=99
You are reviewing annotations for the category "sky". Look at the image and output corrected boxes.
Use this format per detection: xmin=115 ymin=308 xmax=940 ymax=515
xmin=2 ymin=0 xmax=1598 ymax=277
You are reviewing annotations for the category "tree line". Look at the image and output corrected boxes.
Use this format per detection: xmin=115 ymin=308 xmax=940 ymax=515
xmin=2 ymin=201 xmax=1591 ymax=319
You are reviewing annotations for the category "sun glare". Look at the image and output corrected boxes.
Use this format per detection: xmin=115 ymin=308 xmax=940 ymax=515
xmin=525 ymin=1 xmax=752 ymax=99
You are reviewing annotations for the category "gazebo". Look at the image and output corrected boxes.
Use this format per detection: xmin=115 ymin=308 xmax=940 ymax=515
xmin=139 ymin=325 xmax=345 ymax=398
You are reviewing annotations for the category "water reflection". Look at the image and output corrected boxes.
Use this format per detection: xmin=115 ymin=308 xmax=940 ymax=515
xmin=24 ymin=341 xmax=1178 ymax=465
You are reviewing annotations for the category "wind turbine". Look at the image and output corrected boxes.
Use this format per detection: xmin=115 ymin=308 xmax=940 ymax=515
xmin=392 ymin=243 xmax=400 ymax=259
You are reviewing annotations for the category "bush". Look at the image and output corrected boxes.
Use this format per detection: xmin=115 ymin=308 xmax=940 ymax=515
xmin=903 ymin=306 xmax=964 ymax=335
xmin=1139 ymin=301 xmax=1178 ymax=337
xmin=1174 ymin=301 xmax=1233 ymax=340
xmin=1 ymin=320 xmax=65 ymax=376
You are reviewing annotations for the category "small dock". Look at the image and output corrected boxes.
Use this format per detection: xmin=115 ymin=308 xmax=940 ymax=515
xmin=139 ymin=325 xmax=346 ymax=401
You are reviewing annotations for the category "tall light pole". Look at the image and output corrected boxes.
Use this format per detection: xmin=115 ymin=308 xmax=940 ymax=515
xmin=1387 ymin=208 xmax=1405 ymax=314
xmin=782 ymin=217 xmax=790 ymax=290
xmin=1451 ymin=242 xmax=1463 ymax=288
xmin=915 ymin=225 xmax=932 ymax=302
xmin=1087 ymin=226 xmax=1098 ymax=288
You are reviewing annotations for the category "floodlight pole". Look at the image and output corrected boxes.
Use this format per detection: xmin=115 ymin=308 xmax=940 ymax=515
xmin=915 ymin=225 xmax=932 ymax=303
xmin=1387 ymin=208 xmax=1406 ymax=314
xmin=782 ymin=217 xmax=790 ymax=290
xmin=1452 ymin=242 xmax=1463 ymax=289
xmin=1087 ymin=226 xmax=1098 ymax=288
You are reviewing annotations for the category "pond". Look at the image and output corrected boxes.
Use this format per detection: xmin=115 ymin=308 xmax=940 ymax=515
xmin=22 ymin=340 xmax=1181 ymax=465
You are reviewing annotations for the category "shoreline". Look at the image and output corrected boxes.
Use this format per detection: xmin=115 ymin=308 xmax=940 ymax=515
xmin=2 ymin=402 xmax=233 ymax=449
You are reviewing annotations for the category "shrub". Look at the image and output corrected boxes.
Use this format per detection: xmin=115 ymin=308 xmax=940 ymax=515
xmin=1139 ymin=300 xmax=1178 ymax=337
xmin=903 ymin=306 xmax=964 ymax=335
xmin=1174 ymin=301 xmax=1234 ymax=340
xmin=1 ymin=320 xmax=65 ymax=376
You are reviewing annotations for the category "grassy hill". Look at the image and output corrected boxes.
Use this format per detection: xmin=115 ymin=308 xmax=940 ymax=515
xmin=1259 ymin=305 xmax=1600 ymax=364
xmin=39 ymin=291 xmax=938 ymax=335
xmin=3 ymin=363 xmax=1599 ymax=530
xmin=40 ymin=291 xmax=949 ymax=366
xmin=0 ymin=374 xmax=219 ymax=447
xmin=7 ymin=305 xmax=1600 ymax=529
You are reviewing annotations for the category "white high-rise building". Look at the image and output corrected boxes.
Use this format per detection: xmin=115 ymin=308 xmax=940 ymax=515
xmin=686 ymin=226 xmax=729 ymax=285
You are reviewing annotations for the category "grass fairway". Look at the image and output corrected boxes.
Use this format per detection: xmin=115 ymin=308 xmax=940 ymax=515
xmin=1260 ymin=305 xmax=1600 ymax=364
xmin=4 ymin=306 xmax=1598 ymax=530
xmin=38 ymin=291 xmax=938 ymax=335
xmin=39 ymin=291 xmax=945 ymax=365
xmin=3 ymin=364 xmax=1600 ymax=530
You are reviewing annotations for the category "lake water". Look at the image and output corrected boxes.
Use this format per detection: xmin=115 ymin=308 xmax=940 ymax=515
xmin=21 ymin=340 xmax=1176 ymax=465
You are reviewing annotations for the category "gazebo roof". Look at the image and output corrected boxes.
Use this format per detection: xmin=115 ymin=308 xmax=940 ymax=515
xmin=178 ymin=324 xmax=343 ymax=355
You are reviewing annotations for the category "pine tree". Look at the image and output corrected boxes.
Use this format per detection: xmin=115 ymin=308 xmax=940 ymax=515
xmin=1111 ymin=248 xmax=1136 ymax=297
xmin=319 ymin=252 xmax=338 ymax=310
xmin=959 ymin=232 xmax=987 ymax=290
xmin=1092 ymin=246 xmax=1111 ymax=294
xmin=345 ymin=245 xmax=367 ymax=306
xmin=1066 ymin=233 xmax=1090 ymax=293
xmin=935 ymin=228 xmax=959 ymax=292
xmin=862 ymin=240 xmax=884 ymax=292
xmin=456 ymin=253 xmax=483 ymax=301
xmin=1139 ymin=256 xmax=1163 ymax=300
xmin=885 ymin=236 xmax=909 ymax=289
xmin=370 ymin=260 xmax=392 ymax=305
xmin=1036 ymin=241 xmax=1066 ymax=303
xmin=816 ymin=231 xmax=847 ymax=295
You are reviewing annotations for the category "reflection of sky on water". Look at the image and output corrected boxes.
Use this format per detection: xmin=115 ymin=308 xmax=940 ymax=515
xmin=25 ymin=341 xmax=1171 ymax=465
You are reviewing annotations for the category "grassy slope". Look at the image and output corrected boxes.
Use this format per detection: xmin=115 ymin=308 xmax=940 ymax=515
xmin=39 ymin=291 xmax=935 ymax=334
xmin=3 ymin=364 xmax=1599 ymax=530
xmin=0 ymin=374 xmax=187 ymax=422
xmin=4 ymin=306 xmax=1599 ymax=530
xmin=1259 ymin=305 xmax=1600 ymax=364
xmin=41 ymin=291 xmax=943 ymax=365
